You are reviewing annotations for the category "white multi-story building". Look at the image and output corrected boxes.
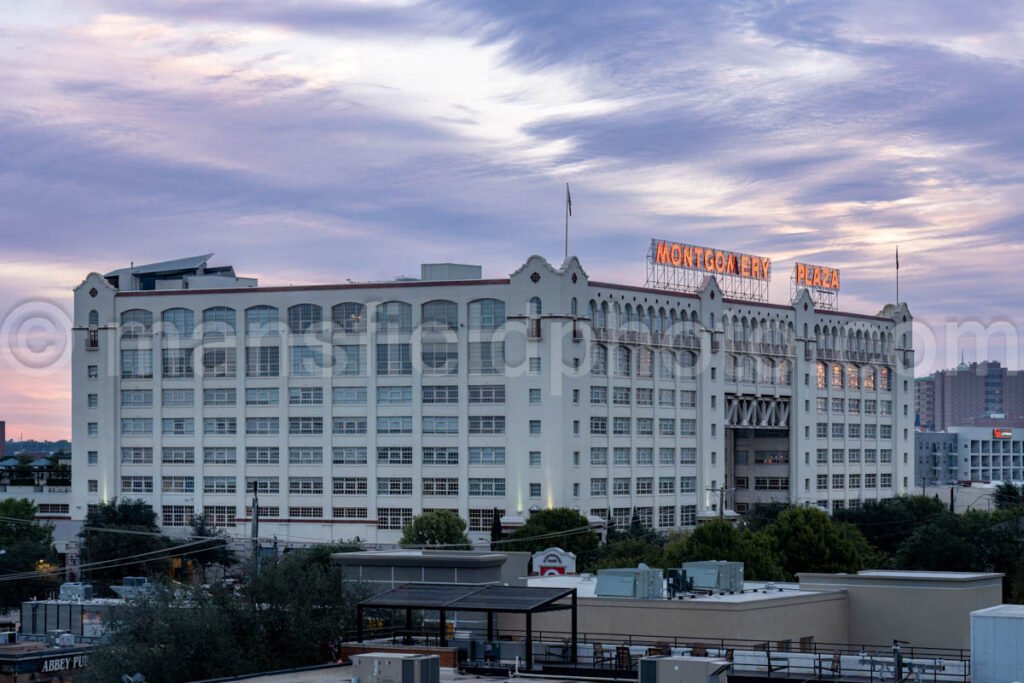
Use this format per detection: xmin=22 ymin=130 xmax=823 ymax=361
xmin=70 ymin=253 xmax=915 ymax=543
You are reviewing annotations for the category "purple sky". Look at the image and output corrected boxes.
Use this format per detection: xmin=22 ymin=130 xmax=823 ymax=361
xmin=2 ymin=0 xmax=1022 ymax=439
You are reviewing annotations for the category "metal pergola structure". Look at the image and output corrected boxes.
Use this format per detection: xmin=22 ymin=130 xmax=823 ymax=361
xmin=356 ymin=583 xmax=578 ymax=670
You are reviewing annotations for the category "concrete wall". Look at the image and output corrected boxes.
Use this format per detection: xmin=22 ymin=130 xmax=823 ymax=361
xmin=497 ymin=591 xmax=848 ymax=646
xmin=799 ymin=571 xmax=1003 ymax=650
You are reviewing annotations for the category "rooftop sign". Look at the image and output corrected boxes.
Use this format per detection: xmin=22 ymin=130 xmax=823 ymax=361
xmin=646 ymin=239 xmax=771 ymax=302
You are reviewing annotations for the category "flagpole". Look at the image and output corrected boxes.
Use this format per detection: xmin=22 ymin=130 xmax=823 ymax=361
xmin=564 ymin=183 xmax=570 ymax=260
xmin=896 ymin=245 xmax=900 ymax=305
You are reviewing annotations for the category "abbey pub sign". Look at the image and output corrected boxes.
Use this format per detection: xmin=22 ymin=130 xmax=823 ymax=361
xmin=651 ymin=239 xmax=771 ymax=281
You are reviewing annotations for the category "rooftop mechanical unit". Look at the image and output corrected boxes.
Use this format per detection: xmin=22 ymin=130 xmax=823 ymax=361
xmin=595 ymin=563 xmax=663 ymax=599
xmin=682 ymin=561 xmax=744 ymax=594
xmin=59 ymin=582 xmax=93 ymax=602
xmin=639 ymin=655 xmax=731 ymax=683
xmin=351 ymin=653 xmax=441 ymax=683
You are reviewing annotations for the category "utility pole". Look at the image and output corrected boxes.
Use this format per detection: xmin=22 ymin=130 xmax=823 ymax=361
xmin=706 ymin=477 xmax=730 ymax=521
xmin=250 ymin=481 xmax=260 ymax=575
xmin=950 ymin=486 xmax=955 ymax=514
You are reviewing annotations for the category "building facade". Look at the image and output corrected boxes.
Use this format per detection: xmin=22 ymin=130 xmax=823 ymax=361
xmin=70 ymin=253 xmax=915 ymax=543
xmin=915 ymin=426 xmax=1022 ymax=485
xmin=915 ymin=361 xmax=1024 ymax=432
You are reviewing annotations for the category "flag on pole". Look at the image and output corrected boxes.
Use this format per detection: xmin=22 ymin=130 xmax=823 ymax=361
xmin=896 ymin=245 xmax=899 ymax=270
xmin=566 ymin=183 xmax=572 ymax=216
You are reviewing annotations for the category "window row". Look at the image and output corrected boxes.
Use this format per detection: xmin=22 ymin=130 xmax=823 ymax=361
xmin=120 ymin=384 xmax=503 ymax=408
xmin=588 ymin=504 xmax=699 ymax=528
xmin=115 ymin=446 xmax=506 ymax=466
xmin=120 ymin=415 xmax=507 ymax=436
xmin=589 ymin=447 xmax=697 ymax=465
xmin=125 ymin=476 xmax=508 ymax=497
xmin=814 ymin=423 xmax=894 ymax=439
xmin=816 ymin=363 xmax=892 ymax=391
xmin=815 ymin=397 xmax=893 ymax=415
xmin=589 ymin=386 xmax=697 ymax=408
xmin=590 ymin=345 xmax=698 ymax=379
xmin=160 ymin=505 xmax=506 ymax=531
xmin=589 ymin=417 xmax=697 ymax=436
xmin=589 ymin=476 xmax=698 ymax=496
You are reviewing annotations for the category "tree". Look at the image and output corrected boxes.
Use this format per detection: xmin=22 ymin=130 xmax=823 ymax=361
xmin=292 ymin=539 xmax=364 ymax=570
xmin=490 ymin=508 xmax=504 ymax=545
xmin=766 ymin=507 xmax=875 ymax=579
xmin=500 ymin=508 xmax=600 ymax=569
xmin=400 ymin=510 xmax=471 ymax=549
xmin=993 ymin=482 xmax=1024 ymax=511
xmin=667 ymin=519 xmax=785 ymax=581
xmin=0 ymin=499 xmax=58 ymax=609
xmin=79 ymin=558 xmax=367 ymax=683
xmin=834 ymin=495 xmax=947 ymax=560
xmin=80 ymin=499 xmax=173 ymax=591
xmin=742 ymin=503 xmax=791 ymax=532
xmin=189 ymin=513 xmax=237 ymax=583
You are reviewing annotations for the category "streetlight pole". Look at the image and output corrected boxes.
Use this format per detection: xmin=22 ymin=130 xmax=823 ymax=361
xmin=250 ymin=482 xmax=260 ymax=575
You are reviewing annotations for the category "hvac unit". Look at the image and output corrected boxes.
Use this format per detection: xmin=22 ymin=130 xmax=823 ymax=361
xmin=682 ymin=561 xmax=744 ymax=593
xmin=639 ymin=655 xmax=731 ymax=683
xmin=351 ymin=653 xmax=441 ymax=683
xmin=59 ymin=582 xmax=94 ymax=602
xmin=595 ymin=563 xmax=663 ymax=599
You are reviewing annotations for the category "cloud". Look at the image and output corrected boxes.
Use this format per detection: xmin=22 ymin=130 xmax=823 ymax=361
xmin=2 ymin=0 xmax=1024 ymax=437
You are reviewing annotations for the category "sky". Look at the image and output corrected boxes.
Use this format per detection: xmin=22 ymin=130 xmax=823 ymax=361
xmin=2 ymin=0 xmax=1023 ymax=440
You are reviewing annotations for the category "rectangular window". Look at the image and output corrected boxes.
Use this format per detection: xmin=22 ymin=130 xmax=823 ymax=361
xmin=590 ymin=386 xmax=607 ymax=405
xmin=121 ymin=389 xmax=153 ymax=408
xmin=469 ymin=509 xmax=504 ymax=531
xmin=333 ymin=345 xmax=366 ymax=376
xmin=468 ymin=384 xmax=504 ymax=404
xmin=203 ymin=388 xmax=236 ymax=406
xmin=658 ymin=418 xmax=676 ymax=437
xmin=423 ymin=416 xmax=459 ymax=434
xmin=864 ymin=399 xmax=877 ymax=415
xmin=376 ymin=416 xmax=412 ymax=434
xmin=422 ymin=342 xmax=458 ymax=375
xmin=590 ymin=478 xmax=608 ymax=496
xmin=203 ymin=417 xmax=237 ymax=435
xmin=375 ymin=343 xmax=411 ymax=375
xmin=333 ymin=477 xmax=368 ymax=495
xmin=658 ymin=448 xmax=675 ymax=465
xmin=333 ymin=416 xmax=367 ymax=435
xmin=161 ymin=349 xmax=194 ymax=378
xmin=832 ymin=474 xmax=845 ymax=489
xmin=202 ymin=348 xmax=236 ymax=378
xmin=658 ymin=477 xmax=675 ymax=494
xmin=423 ymin=447 xmax=459 ymax=465
xmin=636 ymin=418 xmax=653 ymax=436
xmin=613 ymin=447 xmax=631 ymax=465
xmin=659 ymin=389 xmax=675 ymax=406
xmin=88 ymin=365 xmax=98 ymax=379
xmin=289 ymin=417 xmax=323 ymax=435
xmin=163 ymin=476 xmax=195 ymax=494
xmin=831 ymin=397 xmax=844 ymax=413
xmin=468 ymin=341 xmax=505 ymax=374
xmin=832 ymin=449 xmax=845 ymax=464
xmin=680 ymin=391 xmax=697 ymax=408
xmin=423 ymin=478 xmax=460 ymax=496
xmin=880 ymin=449 xmax=893 ymax=463
xmin=529 ymin=419 xmax=542 ymax=435
xmin=849 ymin=473 xmax=861 ymax=488
xmin=755 ymin=477 xmax=790 ymax=490
xmin=290 ymin=344 xmax=325 ymax=377
xmin=817 ymin=474 xmax=829 ymax=490
xmin=377 ymin=508 xmax=413 ymax=530
xmin=865 ymin=424 xmax=877 ymax=438
xmin=290 ymin=477 xmax=324 ymax=495
xmin=121 ymin=349 xmax=153 ymax=379
xmin=289 ymin=386 xmax=323 ymax=405
xmin=680 ymin=448 xmax=696 ymax=464
xmin=468 ymin=447 xmax=505 ymax=465
xmin=246 ymin=417 xmax=280 ymax=435
xmin=203 ymin=506 xmax=236 ymax=528
xmin=680 ymin=477 xmax=697 ymax=493
xmin=468 ymin=478 xmax=506 ymax=496
xmin=424 ymin=384 xmax=460 ymax=404
xmin=377 ymin=386 xmax=412 ymax=405
xmin=528 ymin=357 xmax=541 ymax=374
xmin=590 ymin=447 xmax=608 ymax=465
xmin=87 ymin=422 xmax=99 ymax=436
xmin=636 ymin=447 xmax=653 ymax=465
xmin=658 ymin=506 xmax=677 ymax=527
xmin=377 ymin=447 xmax=413 ymax=465
xmin=636 ymin=388 xmax=653 ymax=406
xmin=87 ymin=451 xmax=98 ymax=465
xmin=680 ymin=419 xmax=696 ymax=436
xmin=288 ymin=447 xmax=323 ymax=465
xmin=831 ymin=423 xmax=844 ymax=438
xmin=529 ymin=388 xmax=542 ymax=404
xmin=203 ymin=447 xmax=236 ymax=464
xmin=245 ymin=387 xmax=279 ymax=406
xmin=590 ymin=417 xmax=607 ymax=435
xmin=162 ymin=418 xmax=194 ymax=436
xmin=203 ymin=476 xmax=236 ymax=494
xmin=288 ymin=507 xmax=323 ymax=518
xmin=162 ymin=506 xmax=194 ymax=527
xmin=332 ymin=386 xmax=367 ymax=405
xmin=681 ymin=505 xmax=697 ymax=526
xmin=332 ymin=447 xmax=368 ymax=464
xmin=816 ymin=448 xmax=828 ymax=464
xmin=162 ymin=447 xmax=194 ymax=464
xmin=333 ymin=507 xmax=368 ymax=520
xmin=468 ymin=415 xmax=505 ymax=434
xmin=528 ymin=451 xmax=542 ymax=466
xmin=848 ymin=398 xmax=861 ymax=414
xmin=121 ymin=476 xmax=153 ymax=493
xmin=245 ymin=447 xmax=280 ymax=464
xmin=121 ymin=447 xmax=153 ymax=464
xmin=377 ymin=478 xmax=413 ymax=495
xmin=162 ymin=388 xmax=194 ymax=407
xmin=612 ymin=386 xmax=630 ymax=405
xmin=246 ymin=346 xmax=280 ymax=377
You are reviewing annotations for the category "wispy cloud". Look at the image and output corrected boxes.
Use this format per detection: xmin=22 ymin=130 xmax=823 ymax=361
xmin=2 ymin=0 xmax=1023 ymax=437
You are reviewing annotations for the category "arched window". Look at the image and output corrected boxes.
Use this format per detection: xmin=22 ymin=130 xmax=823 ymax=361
xmin=571 ymin=297 xmax=578 ymax=316
xmin=202 ymin=307 xmax=236 ymax=338
xmin=332 ymin=302 xmax=366 ymax=333
xmin=725 ymin=354 xmax=738 ymax=381
xmin=528 ymin=296 xmax=542 ymax=316
xmin=422 ymin=300 xmax=458 ymax=331
xmin=659 ymin=350 xmax=675 ymax=379
xmin=245 ymin=306 xmax=279 ymax=337
xmin=615 ymin=346 xmax=631 ymax=376
xmin=778 ymin=359 xmax=793 ymax=386
xmin=816 ymin=361 xmax=827 ymax=389
xmin=678 ymin=350 xmax=697 ymax=379
xmin=741 ymin=356 xmax=757 ymax=383
xmin=161 ymin=308 xmax=194 ymax=338
xmin=847 ymin=365 xmax=860 ymax=389
xmin=880 ymin=367 xmax=892 ymax=391
xmin=637 ymin=347 xmax=654 ymax=378
xmin=469 ymin=299 xmax=505 ymax=331
xmin=761 ymin=357 xmax=776 ymax=384
xmin=863 ymin=366 xmax=877 ymax=390
xmin=591 ymin=344 xmax=608 ymax=375
xmin=831 ymin=363 xmax=844 ymax=388
xmin=288 ymin=304 xmax=322 ymax=334
xmin=375 ymin=301 xmax=412 ymax=334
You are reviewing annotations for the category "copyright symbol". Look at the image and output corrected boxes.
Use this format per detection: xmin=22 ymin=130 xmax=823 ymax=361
xmin=0 ymin=301 xmax=72 ymax=376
